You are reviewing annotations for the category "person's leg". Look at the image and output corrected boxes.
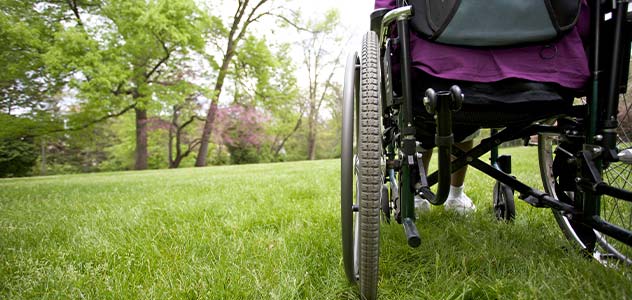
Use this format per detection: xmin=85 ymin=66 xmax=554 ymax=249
xmin=445 ymin=139 xmax=476 ymax=213
xmin=421 ymin=149 xmax=432 ymax=173
xmin=421 ymin=137 xmax=473 ymax=181
xmin=450 ymin=140 xmax=472 ymax=187
xmin=417 ymin=136 xmax=477 ymax=214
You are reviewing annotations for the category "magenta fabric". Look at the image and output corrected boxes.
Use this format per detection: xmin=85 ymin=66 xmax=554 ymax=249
xmin=374 ymin=0 xmax=590 ymax=89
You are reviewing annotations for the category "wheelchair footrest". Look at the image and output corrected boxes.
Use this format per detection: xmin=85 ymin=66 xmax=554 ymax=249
xmin=403 ymin=218 xmax=421 ymax=248
xmin=417 ymin=186 xmax=436 ymax=203
xmin=521 ymin=195 xmax=545 ymax=208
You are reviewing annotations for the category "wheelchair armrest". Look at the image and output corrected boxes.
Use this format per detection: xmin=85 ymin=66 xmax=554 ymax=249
xmin=370 ymin=8 xmax=390 ymax=34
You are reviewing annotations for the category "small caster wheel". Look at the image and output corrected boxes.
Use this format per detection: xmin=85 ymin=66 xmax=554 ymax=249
xmin=493 ymin=182 xmax=515 ymax=221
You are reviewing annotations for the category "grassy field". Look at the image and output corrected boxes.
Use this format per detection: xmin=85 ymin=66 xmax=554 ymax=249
xmin=1 ymin=146 xmax=631 ymax=299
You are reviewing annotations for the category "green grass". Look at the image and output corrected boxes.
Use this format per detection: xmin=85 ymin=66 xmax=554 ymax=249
xmin=1 ymin=147 xmax=630 ymax=299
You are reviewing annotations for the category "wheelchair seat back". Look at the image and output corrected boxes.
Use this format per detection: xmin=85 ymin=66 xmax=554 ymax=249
xmin=409 ymin=0 xmax=582 ymax=47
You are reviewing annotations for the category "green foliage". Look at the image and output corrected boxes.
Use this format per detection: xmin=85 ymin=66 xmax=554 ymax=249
xmin=309 ymin=8 xmax=340 ymax=34
xmin=0 ymin=114 xmax=38 ymax=139
xmin=0 ymin=137 xmax=38 ymax=177
xmin=0 ymin=0 xmax=343 ymax=173
xmin=224 ymin=146 xmax=259 ymax=165
xmin=99 ymin=114 xmax=136 ymax=171
xmin=232 ymin=36 xmax=299 ymax=107
xmin=44 ymin=0 xmax=209 ymax=109
xmin=35 ymin=0 xmax=211 ymax=170
xmin=231 ymin=36 xmax=302 ymax=161
xmin=0 ymin=0 xmax=67 ymax=146
xmin=0 ymin=0 xmax=59 ymax=110
xmin=204 ymin=142 xmax=230 ymax=166
xmin=146 ymin=123 xmax=170 ymax=169
xmin=42 ymin=126 xmax=116 ymax=175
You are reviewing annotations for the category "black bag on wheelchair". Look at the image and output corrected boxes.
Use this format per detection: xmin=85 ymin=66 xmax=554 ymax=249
xmin=410 ymin=0 xmax=582 ymax=46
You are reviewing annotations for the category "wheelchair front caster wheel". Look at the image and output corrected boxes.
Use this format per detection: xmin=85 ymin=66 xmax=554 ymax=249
xmin=423 ymin=88 xmax=437 ymax=114
xmin=449 ymin=85 xmax=464 ymax=111
xmin=424 ymin=86 xmax=464 ymax=115
xmin=381 ymin=184 xmax=391 ymax=223
xmin=493 ymin=181 xmax=515 ymax=221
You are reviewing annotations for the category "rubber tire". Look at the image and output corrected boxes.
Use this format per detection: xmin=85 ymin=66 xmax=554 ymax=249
xmin=493 ymin=182 xmax=515 ymax=221
xmin=356 ymin=31 xmax=382 ymax=300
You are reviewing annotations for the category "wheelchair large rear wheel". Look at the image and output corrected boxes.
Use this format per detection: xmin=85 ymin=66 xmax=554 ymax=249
xmin=538 ymin=96 xmax=632 ymax=265
xmin=341 ymin=31 xmax=382 ymax=299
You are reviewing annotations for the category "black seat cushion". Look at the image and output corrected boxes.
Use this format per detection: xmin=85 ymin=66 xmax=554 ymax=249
xmin=410 ymin=71 xmax=576 ymax=128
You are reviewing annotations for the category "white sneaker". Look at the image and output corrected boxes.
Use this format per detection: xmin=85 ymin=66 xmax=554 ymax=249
xmin=414 ymin=195 xmax=431 ymax=214
xmin=444 ymin=192 xmax=476 ymax=214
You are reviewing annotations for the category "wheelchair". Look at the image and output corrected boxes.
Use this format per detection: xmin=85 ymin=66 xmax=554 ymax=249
xmin=340 ymin=1 xmax=632 ymax=299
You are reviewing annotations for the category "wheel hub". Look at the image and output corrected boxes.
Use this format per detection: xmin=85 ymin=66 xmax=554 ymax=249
xmin=618 ymin=148 xmax=632 ymax=164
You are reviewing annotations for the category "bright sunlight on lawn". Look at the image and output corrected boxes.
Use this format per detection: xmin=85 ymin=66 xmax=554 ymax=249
xmin=1 ymin=146 xmax=631 ymax=299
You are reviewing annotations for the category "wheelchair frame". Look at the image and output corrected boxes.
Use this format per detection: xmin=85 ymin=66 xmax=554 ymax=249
xmin=341 ymin=1 xmax=632 ymax=299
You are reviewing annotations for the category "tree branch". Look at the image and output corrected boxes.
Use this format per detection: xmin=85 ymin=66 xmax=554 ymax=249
xmin=145 ymin=33 xmax=173 ymax=80
xmin=274 ymin=112 xmax=303 ymax=156
xmin=271 ymin=13 xmax=312 ymax=32
xmin=179 ymin=115 xmax=200 ymax=130
xmin=315 ymin=48 xmax=344 ymax=112
xmin=66 ymin=0 xmax=83 ymax=26
xmin=44 ymin=103 xmax=137 ymax=136
xmin=235 ymin=0 xmax=269 ymax=46
xmin=183 ymin=138 xmax=201 ymax=157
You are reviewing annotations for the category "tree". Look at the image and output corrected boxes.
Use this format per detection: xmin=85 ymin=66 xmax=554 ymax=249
xmin=45 ymin=0 xmax=208 ymax=170
xmin=1 ymin=0 xmax=66 ymax=117
xmin=0 ymin=1 xmax=76 ymax=176
xmin=1 ymin=0 xmax=70 ymax=165
xmin=167 ymin=93 xmax=203 ymax=168
xmin=230 ymin=35 xmax=301 ymax=160
xmin=196 ymin=0 xmax=280 ymax=167
xmin=298 ymin=9 xmax=344 ymax=160
xmin=0 ymin=137 xmax=38 ymax=178
xmin=39 ymin=123 xmax=116 ymax=174
xmin=215 ymin=104 xmax=269 ymax=164
xmin=0 ymin=115 xmax=40 ymax=177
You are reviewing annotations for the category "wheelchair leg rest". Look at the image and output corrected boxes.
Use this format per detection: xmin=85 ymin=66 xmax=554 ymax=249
xmin=415 ymin=152 xmax=436 ymax=203
xmin=423 ymin=86 xmax=463 ymax=205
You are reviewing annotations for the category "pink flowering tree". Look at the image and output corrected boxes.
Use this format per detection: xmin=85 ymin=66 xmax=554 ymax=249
xmin=214 ymin=104 xmax=271 ymax=164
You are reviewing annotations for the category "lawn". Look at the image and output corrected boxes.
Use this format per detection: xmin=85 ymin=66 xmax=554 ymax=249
xmin=1 ymin=146 xmax=630 ymax=299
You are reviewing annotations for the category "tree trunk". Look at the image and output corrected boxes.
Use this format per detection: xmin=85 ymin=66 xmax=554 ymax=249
xmin=40 ymin=138 xmax=47 ymax=176
xmin=307 ymin=116 xmax=317 ymax=160
xmin=168 ymin=129 xmax=174 ymax=168
xmin=135 ymin=108 xmax=148 ymax=170
xmin=307 ymin=133 xmax=317 ymax=160
xmin=196 ymin=50 xmax=233 ymax=167
xmin=171 ymin=156 xmax=184 ymax=169
xmin=168 ymin=105 xmax=177 ymax=168
xmin=196 ymin=8 xmax=242 ymax=167
xmin=195 ymin=101 xmax=219 ymax=167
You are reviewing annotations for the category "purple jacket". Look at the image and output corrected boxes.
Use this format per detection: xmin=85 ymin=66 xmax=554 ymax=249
xmin=375 ymin=0 xmax=590 ymax=89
